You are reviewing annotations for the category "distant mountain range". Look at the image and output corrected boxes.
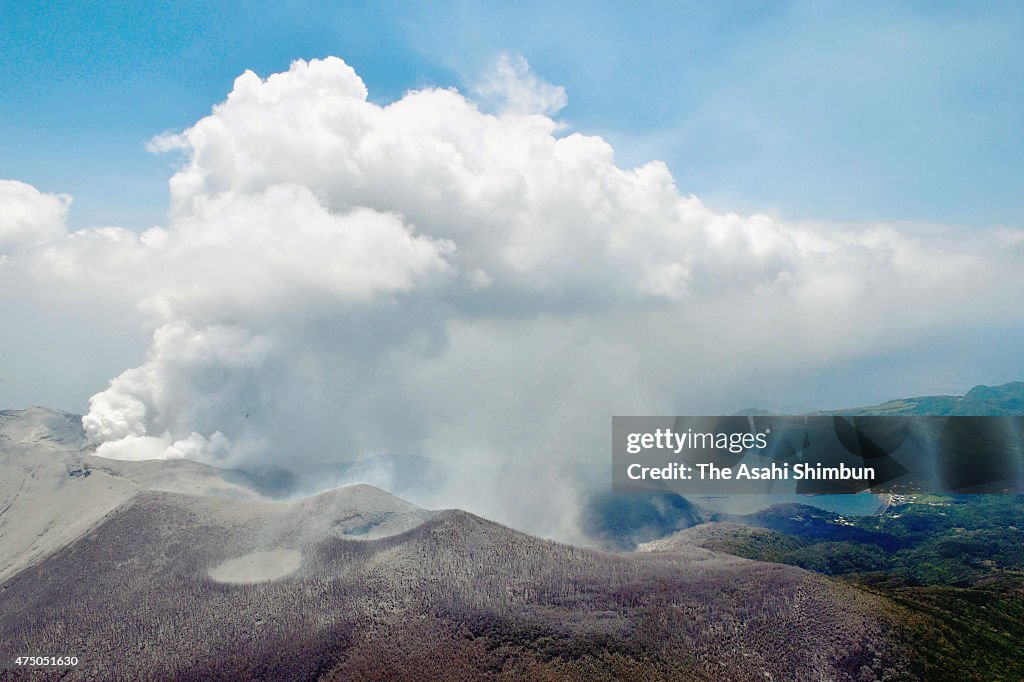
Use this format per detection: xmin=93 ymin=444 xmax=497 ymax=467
xmin=825 ymin=381 xmax=1024 ymax=416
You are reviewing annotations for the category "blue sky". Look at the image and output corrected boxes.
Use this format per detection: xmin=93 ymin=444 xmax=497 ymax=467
xmin=2 ymin=1 xmax=1021 ymax=232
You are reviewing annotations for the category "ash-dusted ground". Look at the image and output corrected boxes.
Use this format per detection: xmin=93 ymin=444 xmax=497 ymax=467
xmin=1 ymin=408 xmax=920 ymax=681
xmin=0 ymin=407 xmax=264 ymax=583
xmin=209 ymin=550 xmax=303 ymax=584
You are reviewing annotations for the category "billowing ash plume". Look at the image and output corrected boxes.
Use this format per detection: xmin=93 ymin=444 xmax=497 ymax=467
xmin=2 ymin=56 xmax=1023 ymax=537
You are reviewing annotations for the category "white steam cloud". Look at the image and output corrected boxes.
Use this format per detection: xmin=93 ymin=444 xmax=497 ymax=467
xmin=2 ymin=56 xmax=1023 ymax=537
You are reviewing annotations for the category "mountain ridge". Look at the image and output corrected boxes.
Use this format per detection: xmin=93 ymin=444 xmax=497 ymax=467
xmin=821 ymin=380 xmax=1024 ymax=416
xmin=4 ymin=382 xmax=1022 ymax=679
xmin=0 ymin=485 xmax=915 ymax=680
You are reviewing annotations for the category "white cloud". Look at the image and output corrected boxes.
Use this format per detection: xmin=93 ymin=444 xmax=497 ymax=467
xmin=473 ymin=53 xmax=569 ymax=116
xmin=0 ymin=180 xmax=69 ymax=255
xmin=153 ymin=56 xmax=803 ymax=307
xmin=2 ymin=56 xmax=1023 ymax=537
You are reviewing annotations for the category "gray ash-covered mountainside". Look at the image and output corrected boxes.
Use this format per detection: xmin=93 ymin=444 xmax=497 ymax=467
xmin=0 ymin=407 xmax=266 ymax=583
xmin=1 ymin=488 xmax=914 ymax=681
xmin=0 ymin=406 xmax=921 ymax=680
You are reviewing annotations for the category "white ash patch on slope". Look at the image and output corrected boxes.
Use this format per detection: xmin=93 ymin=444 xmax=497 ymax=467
xmin=208 ymin=549 xmax=302 ymax=584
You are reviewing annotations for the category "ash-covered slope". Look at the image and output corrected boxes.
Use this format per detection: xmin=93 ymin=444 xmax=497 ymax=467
xmin=1 ymin=483 xmax=915 ymax=681
xmin=1 ymin=408 xmax=920 ymax=680
xmin=0 ymin=407 xmax=267 ymax=581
